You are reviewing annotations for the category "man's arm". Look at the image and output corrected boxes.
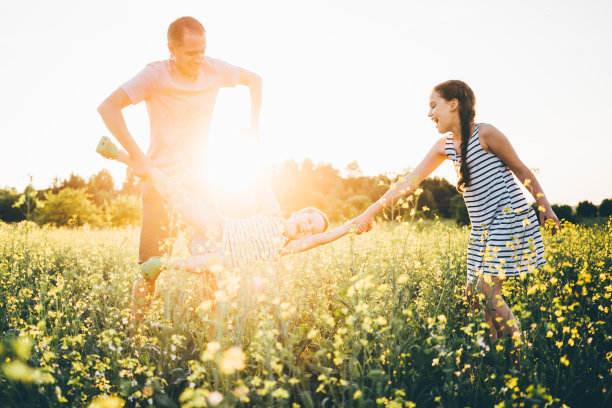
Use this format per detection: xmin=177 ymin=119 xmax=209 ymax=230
xmin=97 ymin=88 xmax=150 ymax=176
xmin=280 ymin=223 xmax=353 ymax=255
xmin=237 ymin=68 xmax=263 ymax=142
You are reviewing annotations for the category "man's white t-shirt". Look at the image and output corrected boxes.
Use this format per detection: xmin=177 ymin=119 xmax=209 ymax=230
xmin=121 ymin=57 xmax=240 ymax=183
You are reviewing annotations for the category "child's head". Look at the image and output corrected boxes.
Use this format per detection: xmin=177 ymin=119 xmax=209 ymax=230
xmin=430 ymin=80 xmax=476 ymax=193
xmin=285 ymin=207 xmax=329 ymax=239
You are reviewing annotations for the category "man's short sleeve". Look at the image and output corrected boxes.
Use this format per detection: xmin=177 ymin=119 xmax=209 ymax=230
xmin=210 ymin=58 xmax=241 ymax=88
xmin=120 ymin=63 xmax=158 ymax=105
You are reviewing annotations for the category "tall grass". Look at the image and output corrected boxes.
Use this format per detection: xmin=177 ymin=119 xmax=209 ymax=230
xmin=1 ymin=219 xmax=611 ymax=407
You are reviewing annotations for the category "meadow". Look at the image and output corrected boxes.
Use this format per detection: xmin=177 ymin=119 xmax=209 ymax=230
xmin=0 ymin=218 xmax=610 ymax=407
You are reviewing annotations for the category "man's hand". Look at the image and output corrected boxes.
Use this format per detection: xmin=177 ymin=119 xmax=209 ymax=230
xmin=130 ymin=154 xmax=152 ymax=178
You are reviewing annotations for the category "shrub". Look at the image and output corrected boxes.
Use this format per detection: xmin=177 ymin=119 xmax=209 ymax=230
xmin=450 ymin=194 xmax=470 ymax=226
xmin=108 ymin=195 xmax=142 ymax=227
xmin=36 ymin=188 xmax=103 ymax=227
xmin=552 ymin=204 xmax=575 ymax=223
xmin=599 ymin=198 xmax=612 ymax=218
xmin=576 ymin=200 xmax=598 ymax=218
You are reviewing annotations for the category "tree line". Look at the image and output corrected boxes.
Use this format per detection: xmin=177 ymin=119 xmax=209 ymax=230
xmin=1 ymin=160 xmax=610 ymax=227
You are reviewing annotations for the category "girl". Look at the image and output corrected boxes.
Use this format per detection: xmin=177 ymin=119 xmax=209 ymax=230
xmin=353 ymin=80 xmax=560 ymax=347
xmin=97 ymin=136 xmax=354 ymax=270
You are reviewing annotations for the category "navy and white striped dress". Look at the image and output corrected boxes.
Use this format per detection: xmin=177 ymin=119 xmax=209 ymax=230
xmin=445 ymin=123 xmax=546 ymax=282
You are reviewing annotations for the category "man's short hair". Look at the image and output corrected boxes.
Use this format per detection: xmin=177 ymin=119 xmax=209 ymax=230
xmin=168 ymin=16 xmax=205 ymax=46
xmin=293 ymin=207 xmax=329 ymax=232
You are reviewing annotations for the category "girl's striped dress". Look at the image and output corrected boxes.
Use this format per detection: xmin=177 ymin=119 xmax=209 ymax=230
xmin=221 ymin=215 xmax=289 ymax=267
xmin=445 ymin=123 xmax=546 ymax=282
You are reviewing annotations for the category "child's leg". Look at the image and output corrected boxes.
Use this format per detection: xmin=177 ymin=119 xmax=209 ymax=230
xmin=173 ymin=253 xmax=223 ymax=315
xmin=477 ymin=276 xmax=520 ymax=341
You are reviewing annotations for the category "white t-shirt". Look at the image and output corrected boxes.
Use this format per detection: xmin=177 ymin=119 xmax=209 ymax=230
xmin=121 ymin=57 xmax=240 ymax=182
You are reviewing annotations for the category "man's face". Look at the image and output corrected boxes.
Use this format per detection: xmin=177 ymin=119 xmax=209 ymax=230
xmin=169 ymin=31 xmax=207 ymax=79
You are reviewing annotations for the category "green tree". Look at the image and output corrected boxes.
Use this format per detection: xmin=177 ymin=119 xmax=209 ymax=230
xmin=576 ymin=201 xmax=598 ymax=218
xmin=12 ymin=183 xmax=43 ymax=222
xmin=0 ymin=188 xmax=25 ymax=222
xmin=88 ymin=169 xmax=117 ymax=207
xmin=120 ymin=168 xmax=142 ymax=195
xmin=37 ymin=188 xmax=102 ymax=227
xmin=599 ymin=198 xmax=612 ymax=218
xmin=62 ymin=173 xmax=88 ymax=191
xmin=450 ymin=194 xmax=470 ymax=226
xmin=108 ymin=195 xmax=142 ymax=227
xmin=552 ymin=204 xmax=575 ymax=223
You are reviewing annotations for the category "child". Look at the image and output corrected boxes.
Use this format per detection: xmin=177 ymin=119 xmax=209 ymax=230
xmin=353 ymin=80 xmax=560 ymax=350
xmin=97 ymin=137 xmax=354 ymax=272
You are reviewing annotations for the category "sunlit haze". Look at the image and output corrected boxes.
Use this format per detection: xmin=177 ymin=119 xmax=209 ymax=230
xmin=1 ymin=0 xmax=611 ymax=206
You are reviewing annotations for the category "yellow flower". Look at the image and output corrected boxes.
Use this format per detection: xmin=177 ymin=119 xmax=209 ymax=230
xmin=88 ymin=395 xmax=125 ymax=408
xmin=202 ymin=341 xmax=221 ymax=361
xmin=233 ymin=385 xmax=249 ymax=399
xmin=207 ymin=391 xmax=224 ymax=406
xmin=220 ymin=346 xmax=246 ymax=375
xmin=271 ymin=388 xmax=290 ymax=399
xmin=560 ymin=355 xmax=569 ymax=366
xmin=376 ymin=316 xmax=388 ymax=326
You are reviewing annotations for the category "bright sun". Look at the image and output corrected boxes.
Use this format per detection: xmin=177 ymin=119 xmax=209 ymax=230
xmin=206 ymin=131 xmax=264 ymax=195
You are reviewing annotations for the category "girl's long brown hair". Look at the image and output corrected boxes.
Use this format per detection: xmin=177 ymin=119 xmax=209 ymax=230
xmin=434 ymin=80 xmax=476 ymax=193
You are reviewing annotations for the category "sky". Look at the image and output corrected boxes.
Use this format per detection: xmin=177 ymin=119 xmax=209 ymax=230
xmin=1 ymin=0 xmax=611 ymax=206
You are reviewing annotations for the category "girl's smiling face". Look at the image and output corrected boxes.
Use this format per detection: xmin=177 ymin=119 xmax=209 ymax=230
xmin=428 ymin=90 xmax=458 ymax=134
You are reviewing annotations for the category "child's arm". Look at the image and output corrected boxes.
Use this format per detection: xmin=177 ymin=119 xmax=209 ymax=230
xmin=353 ymin=137 xmax=448 ymax=232
xmin=279 ymin=223 xmax=354 ymax=255
xmin=478 ymin=124 xmax=560 ymax=230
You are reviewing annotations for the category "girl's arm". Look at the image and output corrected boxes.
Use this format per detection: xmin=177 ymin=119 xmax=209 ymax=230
xmin=479 ymin=124 xmax=560 ymax=229
xmin=279 ymin=223 xmax=354 ymax=255
xmin=353 ymin=137 xmax=448 ymax=231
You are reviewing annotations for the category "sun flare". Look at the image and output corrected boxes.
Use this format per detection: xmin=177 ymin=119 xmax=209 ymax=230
xmin=206 ymin=132 xmax=264 ymax=195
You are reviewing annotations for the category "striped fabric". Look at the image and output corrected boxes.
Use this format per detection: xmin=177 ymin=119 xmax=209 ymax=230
xmin=221 ymin=215 xmax=289 ymax=267
xmin=445 ymin=124 xmax=546 ymax=282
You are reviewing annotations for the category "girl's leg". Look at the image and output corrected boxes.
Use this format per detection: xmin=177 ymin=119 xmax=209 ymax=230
xmin=173 ymin=252 xmax=223 ymax=318
xmin=476 ymin=275 xmax=520 ymax=341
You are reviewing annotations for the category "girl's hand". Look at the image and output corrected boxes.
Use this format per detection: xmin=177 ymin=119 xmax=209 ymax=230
xmin=539 ymin=207 xmax=560 ymax=233
xmin=351 ymin=212 xmax=375 ymax=235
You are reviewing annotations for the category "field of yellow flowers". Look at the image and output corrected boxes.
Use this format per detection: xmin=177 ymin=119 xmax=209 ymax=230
xmin=1 ymin=219 xmax=610 ymax=407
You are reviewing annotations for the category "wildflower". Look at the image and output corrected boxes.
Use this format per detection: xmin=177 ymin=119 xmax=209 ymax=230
xmin=353 ymin=389 xmax=363 ymax=399
xmin=88 ymin=395 xmax=125 ymax=408
xmin=233 ymin=385 xmax=249 ymax=399
xmin=307 ymin=329 xmax=319 ymax=339
xmin=560 ymin=355 xmax=570 ymax=366
xmin=207 ymin=391 xmax=223 ymax=406
xmin=202 ymin=341 xmax=221 ymax=361
xmin=271 ymin=388 xmax=290 ymax=399
xmin=220 ymin=346 xmax=246 ymax=375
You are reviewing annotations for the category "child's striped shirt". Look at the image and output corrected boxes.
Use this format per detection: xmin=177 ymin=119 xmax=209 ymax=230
xmin=221 ymin=215 xmax=289 ymax=267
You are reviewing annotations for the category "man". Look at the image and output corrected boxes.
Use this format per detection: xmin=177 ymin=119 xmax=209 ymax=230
xmin=97 ymin=16 xmax=263 ymax=327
